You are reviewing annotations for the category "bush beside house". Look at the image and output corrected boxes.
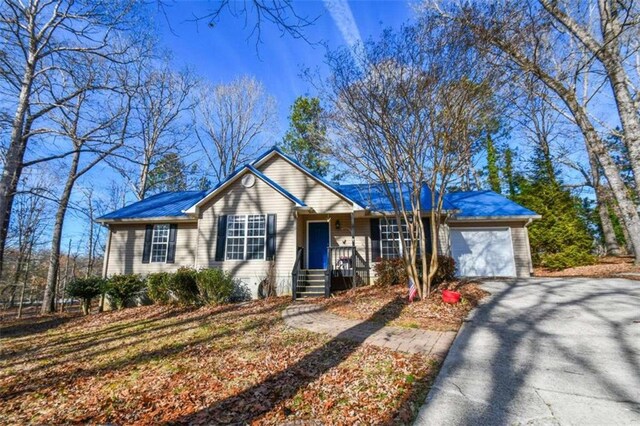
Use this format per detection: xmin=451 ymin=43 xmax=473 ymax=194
xmin=373 ymin=255 xmax=456 ymax=287
xmin=105 ymin=274 xmax=146 ymax=310
xmin=131 ymin=267 xmax=239 ymax=307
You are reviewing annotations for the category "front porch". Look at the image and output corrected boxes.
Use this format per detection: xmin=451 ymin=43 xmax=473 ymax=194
xmin=292 ymin=214 xmax=371 ymax=299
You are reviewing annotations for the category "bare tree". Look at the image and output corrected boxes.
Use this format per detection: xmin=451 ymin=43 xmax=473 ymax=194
xmin=187 ymin=0 xmax=317 ymax=47
xmin=324 ymin=22 xmax=497 ymax=298
xmin=432 ymin=1 xmax=640 ymax=264
xmin=538 ymin=1 xmax=640 ymax=195
xmin=0 ymin=0 xmax=144 ymax=279
xmin=194 ymin=76 xmax=277 ymax=183
xmin=80 ymin=187 xmax=105 ymax=277
xmin=3 ymin=177 xmax=49 ymax=310
xmin=110 ymin=64 xmax=196 ymax=200
xmin=41 ymin=57 xmax=133 ymax=314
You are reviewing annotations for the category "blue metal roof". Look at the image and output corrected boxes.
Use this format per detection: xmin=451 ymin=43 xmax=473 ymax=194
xmin=98 ymin=190 xmax=208 ymax=220
xmin=444 ymin=191 xmax=538 ymax=218
xmin=99 ymin=147 xmax=537 ymax=221
xmin=336 ymin=185 xmax=537 ymax=218
xmin=335 ymin=183 xmax=457 ymax=212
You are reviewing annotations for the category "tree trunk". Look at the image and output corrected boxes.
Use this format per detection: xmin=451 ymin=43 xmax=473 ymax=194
xmin=587 ymin=148 xmax=621 ymax=256
xmin=0 ymin=18 xmax=37 ymax=280
xmin=613 ymin=201 xmax=635 ymax=255
xmin=60 ymin=240 xmax=72 ymax=313
xmin=572 ymin=106 xmax=640 ymax=264
xmin=595 ymin=2 xmax=640 ymax=197
xmin=0 ymin=127 xmax=29 ymax=282
xmin=41 ymin=150 xmax=81 ymax=314
xmin=82 ymin=299 xmax=90 ymax=315
xmin=16 ymin=249 xmax=31 ymax=320
xmin=602 ymin=59 xmax=640 ymax=198
xmin=598 ymin=200 xmax=620 ymax=256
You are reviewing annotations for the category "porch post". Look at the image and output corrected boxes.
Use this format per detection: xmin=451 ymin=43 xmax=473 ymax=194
xmin=351 ymin=212 xmax=356 ymax=289
xmin=351 ymin=212 xmax=355 ymax=247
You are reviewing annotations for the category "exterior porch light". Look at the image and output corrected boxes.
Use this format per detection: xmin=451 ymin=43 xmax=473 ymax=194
xmin=335 ymin=220 xmax=341 ymax=230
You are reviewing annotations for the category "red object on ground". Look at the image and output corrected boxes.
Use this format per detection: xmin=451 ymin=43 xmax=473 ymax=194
xmin=442 ymin=289 xmax=461 ymax=304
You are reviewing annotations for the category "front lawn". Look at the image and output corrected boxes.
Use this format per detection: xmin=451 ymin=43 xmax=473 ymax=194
xmin=310 ymin=282 xmax=488 ymax=331
xmin=0 ymin=297 xmax=438 ymax=425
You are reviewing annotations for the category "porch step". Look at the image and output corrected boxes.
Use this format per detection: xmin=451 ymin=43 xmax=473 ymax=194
xmin=296 ymin=269 xmax=327 ymax=298
xmin=296 ymin=292 xmax=325 ymax=298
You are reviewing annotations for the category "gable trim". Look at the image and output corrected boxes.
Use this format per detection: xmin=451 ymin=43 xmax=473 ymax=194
xmin=183 ymin=164 xmax=307 ymax=214
xmin=252 ymin=148 xmax=365 ymax=210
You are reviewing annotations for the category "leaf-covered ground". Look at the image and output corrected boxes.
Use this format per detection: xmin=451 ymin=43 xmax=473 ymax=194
xmin=534 ymin=256 xmax=640 ymax=279
xmin=0 ymin=297 xmax=440 ymax=425
xmin=309 ymin=282 xmax=489 ymax=331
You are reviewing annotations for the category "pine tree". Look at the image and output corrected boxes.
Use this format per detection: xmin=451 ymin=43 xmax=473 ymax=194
xmin=486 ymin=135 xmax=501 ymax=193
xmin=281 ymin=96 xmax=330 ymax=177
xmin=514 ymin=143 xmax=595 ymax=269
xmin=503 ymin=148 xmax=516 ymax=198
xmin=147 ymin=153 xmax=188 ymax=194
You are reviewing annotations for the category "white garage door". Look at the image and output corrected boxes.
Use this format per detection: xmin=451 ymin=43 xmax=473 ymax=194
xmin=450 ymin=228 xmax=517 ymax=277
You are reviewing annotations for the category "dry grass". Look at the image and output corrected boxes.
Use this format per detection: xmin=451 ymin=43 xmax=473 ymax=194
xmin=0 ymin=297 xmax=439 ymax=425
xmin=308 ymin=281 xmax=488 ymax=331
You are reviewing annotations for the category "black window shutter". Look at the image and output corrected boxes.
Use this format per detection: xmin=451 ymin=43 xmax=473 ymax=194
xmin=142 ymin=224 xmax=153 ymax=263
xmin=421 ymin=217 xmax=433 ymax=255
xmin=370 ymin=218 xmax=381 ymax=262
xmin=266 ymin=214 xmax=277 ymax=260
xmin=215 ymin=215 xmax=228 ymax=261
xmin=166 ymin=224 xmax=178 ymax=263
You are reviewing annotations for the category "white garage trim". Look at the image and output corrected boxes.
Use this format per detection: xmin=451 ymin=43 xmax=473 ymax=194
xmin=450 ymin=227 xmax=517 ymax=278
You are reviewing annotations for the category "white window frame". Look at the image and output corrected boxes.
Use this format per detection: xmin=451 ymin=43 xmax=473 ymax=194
xmin=225 ymin=214 xmax=267 ymax=261
xmin=150 ymin=224 xmax=170 ymax=263
xmin=380 ymin=218 xmax=414 ymax=259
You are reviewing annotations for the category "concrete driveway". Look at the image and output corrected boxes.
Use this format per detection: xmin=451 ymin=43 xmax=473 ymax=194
xmin=414 ymin=278 xmax=640 ymax=425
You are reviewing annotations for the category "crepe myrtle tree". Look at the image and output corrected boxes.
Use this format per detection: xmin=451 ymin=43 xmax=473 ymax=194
xmin=323 ymin=21 xmax=498 ymax=298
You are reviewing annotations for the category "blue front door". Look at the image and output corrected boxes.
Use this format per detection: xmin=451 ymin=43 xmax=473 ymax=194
xmin=308 ymin=222 xmax=329 ymax=269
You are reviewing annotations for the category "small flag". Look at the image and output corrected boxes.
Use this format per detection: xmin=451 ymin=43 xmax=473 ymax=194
xmin=408 ymin=278 xmax=418 ymax=302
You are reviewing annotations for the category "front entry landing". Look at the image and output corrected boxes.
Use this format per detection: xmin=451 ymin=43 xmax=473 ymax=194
xmin=307 ymin=221 xmax=329 ymax=269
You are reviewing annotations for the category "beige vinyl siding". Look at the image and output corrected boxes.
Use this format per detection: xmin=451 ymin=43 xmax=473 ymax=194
xmin=257 ymin=155 xmax=354 ymax=213
xmin=196 ymin=170 xmax=297 ymax=297
xmin=105 ymin=222 xmax=198 ymax=276
xmin=447 ymin=221 xmax=533 ymax=278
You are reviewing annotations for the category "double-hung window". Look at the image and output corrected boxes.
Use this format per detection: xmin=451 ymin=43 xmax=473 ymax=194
xmin=380 ymin=218 xmax=412 ymax=259
xmin=226 ymin=215 xmax=266 ymax=260
xmin=151 ymin=224 xmax=170 ymax=262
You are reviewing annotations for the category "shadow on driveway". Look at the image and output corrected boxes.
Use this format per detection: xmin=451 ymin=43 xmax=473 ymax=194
xmin=414 ymin=277 xmax=640 ymax=425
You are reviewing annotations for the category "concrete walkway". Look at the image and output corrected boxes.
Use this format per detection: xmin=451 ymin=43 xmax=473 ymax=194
xmin=283 ymin=303 xmax=457 ymax=358
xmin=414 ymin=278 xmax=640 ymax=425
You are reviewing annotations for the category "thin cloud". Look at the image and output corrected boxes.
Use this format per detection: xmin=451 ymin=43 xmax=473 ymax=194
xmin=323 ymin=0 xmax=363 ymax=49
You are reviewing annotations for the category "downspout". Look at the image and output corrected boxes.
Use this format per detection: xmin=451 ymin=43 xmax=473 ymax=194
xmin=100 ymin=224 xmax=112 ymax=312
xmin=193 ymin=210 xmax=200 ymax=269
xmin=102 ymin=224 xmax=112 ymax=279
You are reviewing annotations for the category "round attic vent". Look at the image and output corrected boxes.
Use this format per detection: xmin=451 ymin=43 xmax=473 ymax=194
xmin=241 ymin=174 xmax=256 ymax=188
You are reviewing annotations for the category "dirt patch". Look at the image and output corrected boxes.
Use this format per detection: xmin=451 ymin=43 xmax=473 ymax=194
xmin=534 ymin=256 xmax=640 ymax=279
xmin=307 ymin=281 xmax=489 ymax=332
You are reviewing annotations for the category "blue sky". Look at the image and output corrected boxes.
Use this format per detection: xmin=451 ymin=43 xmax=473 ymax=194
xmin=153 ymin=0 xmax=414 ymax=132
xmin=60 ymin=1 xmax=417 ymax=248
